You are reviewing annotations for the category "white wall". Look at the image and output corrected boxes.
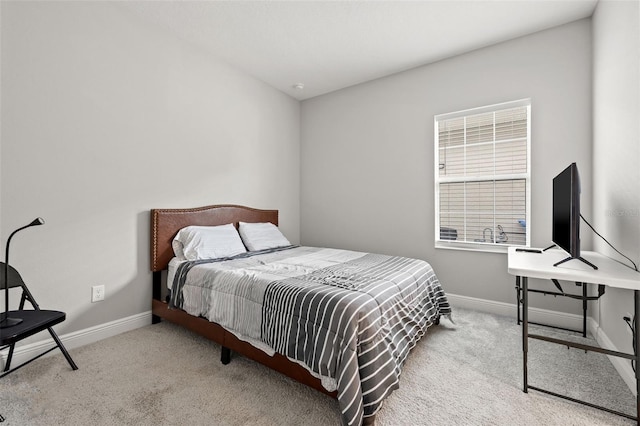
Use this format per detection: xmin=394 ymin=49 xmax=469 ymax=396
xmin=301 ymin=19 xmax=593 ymax=313
xmin=592 ymin=0 xmax=640 ymax=364
xmin=0 ymin=2 xmax=300 ymax=335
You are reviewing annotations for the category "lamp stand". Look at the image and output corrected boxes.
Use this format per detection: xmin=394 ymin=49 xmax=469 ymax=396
xmin=1 ymin=217 xmax=45 ymax=329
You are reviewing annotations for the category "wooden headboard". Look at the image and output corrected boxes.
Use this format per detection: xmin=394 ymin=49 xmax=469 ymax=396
xmin=150 ymin=204 xmax=279 ymax=272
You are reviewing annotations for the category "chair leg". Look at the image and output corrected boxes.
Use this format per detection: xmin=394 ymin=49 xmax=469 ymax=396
xmin=3 ymin=344 xmax=16 ymax=372
xmin=47 ymin=327 xmax=78 ymax=371
xmin=4 ymin=293 xmax=27 ymax=371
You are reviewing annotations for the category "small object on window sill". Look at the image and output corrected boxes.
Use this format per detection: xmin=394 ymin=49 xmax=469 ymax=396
xmin=496 ymin=225 xmax=508 ymax=243
xmin=440 ymin=227 xmax=457 ymax=241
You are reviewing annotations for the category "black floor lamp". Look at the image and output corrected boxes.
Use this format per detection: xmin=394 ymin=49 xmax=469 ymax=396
xmin=0 ymin=217 xmax=45 ymax=329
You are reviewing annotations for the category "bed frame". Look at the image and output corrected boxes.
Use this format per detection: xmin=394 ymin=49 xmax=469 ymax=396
xmin=150 ymin=205 xmax=339 ymax=400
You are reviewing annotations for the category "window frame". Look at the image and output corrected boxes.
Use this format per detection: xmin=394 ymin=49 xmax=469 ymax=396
xmin=434 ymin=99 xmax=531 ymax=253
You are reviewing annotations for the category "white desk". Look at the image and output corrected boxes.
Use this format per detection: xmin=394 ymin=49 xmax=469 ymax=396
xmin=507 ymin=247 xmax=640 ymax=422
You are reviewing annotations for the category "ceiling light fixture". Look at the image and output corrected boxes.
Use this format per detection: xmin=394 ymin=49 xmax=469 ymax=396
xmin=293 ymin=83 xmax=304 ymax=90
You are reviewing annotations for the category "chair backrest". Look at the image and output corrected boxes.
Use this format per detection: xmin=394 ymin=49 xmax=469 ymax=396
xmin=0 ymin=262 xmax=26 ymax=290
xmin=0 ymin=262 xmax=38 ymax=310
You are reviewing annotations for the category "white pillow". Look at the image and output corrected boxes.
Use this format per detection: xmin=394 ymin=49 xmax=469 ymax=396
xmin=172 ymin=224 xmax=246 ymax=261
xmin=238 ymin=222 xmax=291 ymax=251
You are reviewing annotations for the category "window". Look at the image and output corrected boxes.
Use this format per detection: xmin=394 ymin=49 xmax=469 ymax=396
xmin=435 ymin=99 xmax=530 ymax=251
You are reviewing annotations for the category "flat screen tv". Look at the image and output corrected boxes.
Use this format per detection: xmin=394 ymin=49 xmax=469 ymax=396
xmin=551 ymin=163 xmax=597 ymax=269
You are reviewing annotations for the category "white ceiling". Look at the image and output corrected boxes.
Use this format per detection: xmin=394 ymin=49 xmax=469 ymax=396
xmin=120 ymin=0 xmax=598 ymax=100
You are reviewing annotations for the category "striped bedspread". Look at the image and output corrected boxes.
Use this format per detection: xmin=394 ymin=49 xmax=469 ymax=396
xmin=171 ymin=246 xmax=451 ymax=426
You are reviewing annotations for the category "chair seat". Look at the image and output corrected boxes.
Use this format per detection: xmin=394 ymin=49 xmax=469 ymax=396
xmin=0 ymin=310 xmax=66 ymax=345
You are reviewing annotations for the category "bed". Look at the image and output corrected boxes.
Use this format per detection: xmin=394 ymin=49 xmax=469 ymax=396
xmin=150 ymin=204 xmax=451 ymax=426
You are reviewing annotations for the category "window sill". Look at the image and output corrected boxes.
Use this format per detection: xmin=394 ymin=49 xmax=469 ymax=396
xmin=435 ymin=240 xmax=524 ymax=254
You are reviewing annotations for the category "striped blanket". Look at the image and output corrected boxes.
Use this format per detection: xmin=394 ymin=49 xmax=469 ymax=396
xmin=171 ymin=246 xmax=451 ymax=425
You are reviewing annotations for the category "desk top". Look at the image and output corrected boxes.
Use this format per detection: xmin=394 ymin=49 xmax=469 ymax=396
xmin=508 ymin=247 xmax=640 ymax=290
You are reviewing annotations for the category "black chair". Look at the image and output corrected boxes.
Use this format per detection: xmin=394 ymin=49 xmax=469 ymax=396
xmin=1 ymin=218 xmax=78 ymax=379
xmin=0 ymin=262 xmax=78 ymax=378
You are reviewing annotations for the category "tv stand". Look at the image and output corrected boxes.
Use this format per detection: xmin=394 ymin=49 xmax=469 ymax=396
xmin=543 ymin=244 xmax=556 ymax=252
xmin=554 ymin=255 xmax=598 ymax=270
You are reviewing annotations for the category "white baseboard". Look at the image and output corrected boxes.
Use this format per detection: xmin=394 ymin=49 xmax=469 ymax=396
xmin=446 ymin=292 xmax=635 ymax=396
xmin=0 ymin=311 xmax=152 ymax=370
xmin=446 ymin=292 xmax=588 ymax=331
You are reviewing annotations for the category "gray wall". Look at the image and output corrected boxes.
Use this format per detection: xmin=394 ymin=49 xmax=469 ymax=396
xmin=0 ymin=2 xmax=300 ymax=335
xmin=301 ymin=19 xmax=593 ymax=313
xmin=592 ymin=0 xmax=640 ymax=359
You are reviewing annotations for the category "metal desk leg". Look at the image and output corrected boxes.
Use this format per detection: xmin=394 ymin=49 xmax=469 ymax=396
xmin=635 ymin=290 xmax=639 ymax=422
xmin=522 ymin=276 xmax=528 ymax=393
xmin=516 ymin=276 xmax=521 ymax=325
xmin=582 ymin=282 xmax=587 ymax=338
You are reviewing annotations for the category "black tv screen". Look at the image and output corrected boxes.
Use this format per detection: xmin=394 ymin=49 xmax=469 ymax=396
xmin=552 ymin=163 xmax=580 ymax=258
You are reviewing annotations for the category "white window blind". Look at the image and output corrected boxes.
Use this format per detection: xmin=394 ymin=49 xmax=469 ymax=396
xmin=435 ymin=100 xmax=530 ymax=249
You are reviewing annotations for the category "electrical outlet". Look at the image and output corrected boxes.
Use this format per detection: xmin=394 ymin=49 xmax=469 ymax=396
xmin=91 ymin=285 xmax=105 ymax=303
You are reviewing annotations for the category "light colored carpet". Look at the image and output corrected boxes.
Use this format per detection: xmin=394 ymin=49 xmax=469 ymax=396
xmin=0 ymin=308 xmax=636 ymax=425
